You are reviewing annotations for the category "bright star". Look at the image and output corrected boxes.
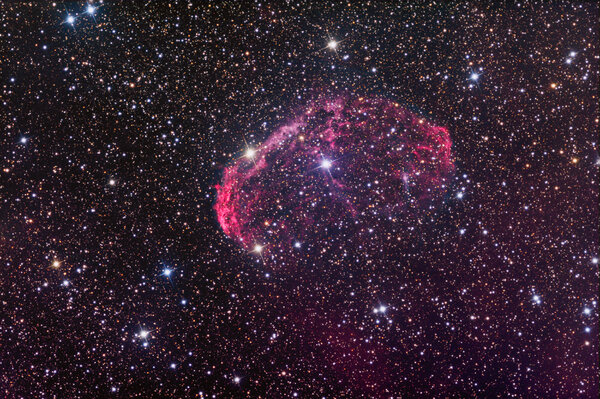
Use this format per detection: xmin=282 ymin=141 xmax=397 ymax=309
xmin=321 ymin=159 xmax=332 ymax=169
xmin=139 ymin=329 xmax=149 ymax=339
xmin=163 ymin=268 xmax=172 ymax=277
xmin=66 ymin=15 xmax=75 ymax=25
xmin=86 ymin=4 xmax=96 ymax=15
xmin=253 ymin=244 xmax=263 ymax=253
xmin=327 ymin=40 xmax=338 ymax=50
xmin=470 ymin=72 xmax=479 ymax=81
xmin=245 ymin=148 xmax=256 ymax=159
xmin=374 ymin=305 xmax=387 ymax=314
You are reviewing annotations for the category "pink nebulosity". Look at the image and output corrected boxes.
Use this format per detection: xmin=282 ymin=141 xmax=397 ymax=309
xmin=215 ymin=95 xmax=454 ymax=264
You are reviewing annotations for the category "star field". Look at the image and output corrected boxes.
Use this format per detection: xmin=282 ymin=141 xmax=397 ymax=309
xmin=0 ymin=1 xmax=598 ymax=398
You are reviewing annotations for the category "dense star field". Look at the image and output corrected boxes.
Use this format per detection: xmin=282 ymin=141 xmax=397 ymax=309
xmin=0 ymin=1 xmax=598 ymax=398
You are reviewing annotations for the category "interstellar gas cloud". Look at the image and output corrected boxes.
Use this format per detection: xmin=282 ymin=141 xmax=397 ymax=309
xmin=216 ymin=95 xmax=454 ymax=267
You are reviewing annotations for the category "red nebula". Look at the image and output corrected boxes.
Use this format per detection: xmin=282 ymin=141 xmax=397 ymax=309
xmin=215 ymin=95 xmax=454 ymax=265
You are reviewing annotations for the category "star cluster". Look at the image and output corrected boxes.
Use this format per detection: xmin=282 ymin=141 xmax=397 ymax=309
xmin=0 ymin=1 xmax=598 ymax=398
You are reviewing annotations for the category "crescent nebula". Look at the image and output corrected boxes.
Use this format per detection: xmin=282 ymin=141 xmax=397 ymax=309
xmin=215 ymin=95 xmax=454 ymax=267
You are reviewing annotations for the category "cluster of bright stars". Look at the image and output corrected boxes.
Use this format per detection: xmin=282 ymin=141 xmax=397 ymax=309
xmin=532 ymin=292 xmax=596 ymax=333
xmin=64 ymin=3 xmax=97 ymax=26
xmin=138 ymin=329 xmax=150 ymax=347
xmin=565 ymin=51 xmax=577 ymax=64
xmin=373 ymin=305 xmax=387 ymax=314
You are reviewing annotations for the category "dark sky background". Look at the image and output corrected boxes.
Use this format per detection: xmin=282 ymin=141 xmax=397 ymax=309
xmin=0 ymin=1 xmax=598 ymax=398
